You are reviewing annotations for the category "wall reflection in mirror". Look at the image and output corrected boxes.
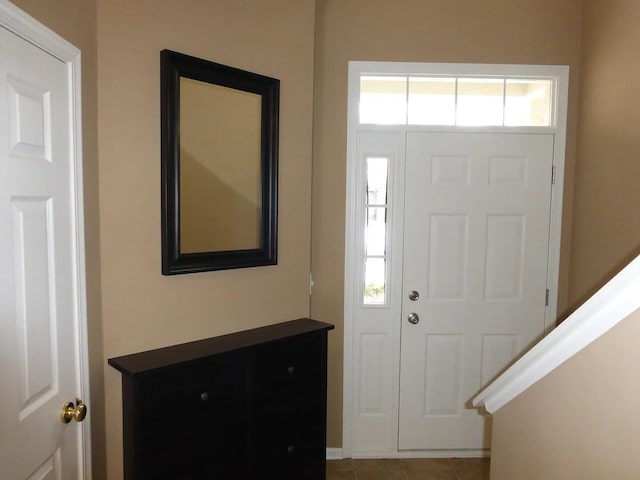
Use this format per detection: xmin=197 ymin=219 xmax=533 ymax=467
xmin=179 ymin=78 xmax=261 ymax=253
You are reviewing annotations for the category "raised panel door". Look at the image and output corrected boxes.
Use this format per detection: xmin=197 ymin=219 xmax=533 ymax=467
xmin=398 ymin=132 xmax=553 ymax=450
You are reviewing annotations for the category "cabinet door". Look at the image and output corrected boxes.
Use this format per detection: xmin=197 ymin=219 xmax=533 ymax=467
xmin=250 ymin=334 xmax=327 ymax=480
xmin=138 ymin=356 xmax=250 ymax=479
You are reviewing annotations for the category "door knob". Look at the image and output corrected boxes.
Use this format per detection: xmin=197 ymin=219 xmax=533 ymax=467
xmin=61 ymin=398 xmax=87 ymax=423
xmin=407 ymin=313 xmax=420 ymax=325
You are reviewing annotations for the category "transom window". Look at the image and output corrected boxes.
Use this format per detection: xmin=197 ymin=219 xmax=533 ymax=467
xmin=360 ymin=75 xmax=554 ymax=127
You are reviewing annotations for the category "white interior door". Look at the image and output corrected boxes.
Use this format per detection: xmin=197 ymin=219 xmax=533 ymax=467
xmin=398 ymin=132 xmax=554 ymax=450
xmin=0 ymin=17 xmax=89 ymax=480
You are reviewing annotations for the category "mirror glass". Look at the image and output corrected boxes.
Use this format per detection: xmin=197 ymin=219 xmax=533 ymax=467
xmin=161 ymin=50 xmax=279 ymax=275
xmin=179 ymin=78 xmax=261 ymax=253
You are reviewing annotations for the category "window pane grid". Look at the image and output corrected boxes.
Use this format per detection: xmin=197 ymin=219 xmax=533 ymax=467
xmin=360 ymin=75 xmax=553 ymax=127
xmin=364 ymin=157 xmax=390 ymax=305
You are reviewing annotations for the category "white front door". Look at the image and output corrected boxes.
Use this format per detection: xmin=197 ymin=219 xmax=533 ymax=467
xmin=0 ymin=11 xmax=89 ymax=480
xmin=398 ymin=132 xmax=553 ymax=450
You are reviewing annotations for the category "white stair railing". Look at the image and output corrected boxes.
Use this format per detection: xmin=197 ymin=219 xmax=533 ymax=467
xmin=473 ymin=254 xmax=640 ymax=414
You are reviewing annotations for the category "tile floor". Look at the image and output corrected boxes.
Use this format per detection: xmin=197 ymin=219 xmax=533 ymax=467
xmin=327 ymin=458 xmax=490 ymax=480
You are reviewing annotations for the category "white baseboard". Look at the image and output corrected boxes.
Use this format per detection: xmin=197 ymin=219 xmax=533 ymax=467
xmin=326 ymin=448 xmax=344 ymax=460
xmin=327 ymin=447 xmax=489 ymax=460
xmin=351 ymin=449 xmax=489 ymax=459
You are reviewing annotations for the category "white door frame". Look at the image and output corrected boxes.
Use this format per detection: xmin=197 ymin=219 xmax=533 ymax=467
xmin=0 ymin=1 xmax=92 ymax=476
xmin=343 ymin=61 xmax=569 ymax=458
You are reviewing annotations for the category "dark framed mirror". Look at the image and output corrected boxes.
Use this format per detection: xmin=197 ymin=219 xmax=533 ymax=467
xmin=161 ymin=50 xmax=279 ymax=275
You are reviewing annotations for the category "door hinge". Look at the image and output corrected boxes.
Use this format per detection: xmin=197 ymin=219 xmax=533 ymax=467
xmin=551 ymin=166 xmax=557 ymax=185
xmin=309 ymin=273 xmax=315 ymax=296
xmin=545 ymin=288 xmax=550 ymax=306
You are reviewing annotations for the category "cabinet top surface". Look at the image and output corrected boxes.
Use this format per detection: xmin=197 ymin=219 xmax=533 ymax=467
xmin=107 ymin=318 xmax=334 ymax=376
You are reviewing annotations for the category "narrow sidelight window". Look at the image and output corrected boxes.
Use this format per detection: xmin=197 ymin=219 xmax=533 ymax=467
xmin=363 ymin=157 xmax=389 ymax=305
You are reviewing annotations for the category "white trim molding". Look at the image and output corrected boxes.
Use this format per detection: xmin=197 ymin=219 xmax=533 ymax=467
xmin=326 ymin=447 xmax=488 ymax=460
xmin=474 ymin=254 xmax=640 ymax=414
xmin=0 ymin=0 xmax=79 ymax=61
xmin=326 ymin=448 xmax=344 ymax=460
xmin=344 ymin=61 xmax=569 ymax=457
xmin=351 ymin=449 xmax=489 ymax=459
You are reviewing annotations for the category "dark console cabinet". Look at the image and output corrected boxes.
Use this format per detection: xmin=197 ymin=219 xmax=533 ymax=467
xmin=108 ymin=318 xmax=334 ymax=480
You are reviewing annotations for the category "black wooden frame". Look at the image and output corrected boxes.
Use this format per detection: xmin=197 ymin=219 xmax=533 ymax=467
xmin=161 ymin=49 xmax=279 ymax=275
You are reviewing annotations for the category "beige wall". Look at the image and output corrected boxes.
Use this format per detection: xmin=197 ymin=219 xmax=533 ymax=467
xmin=311 ymin=0 xmax=584 ymax=447
xmin=569 ymin=0 xmax=640 ymax=308
xmin=490 ymin=308 xmax=640 ymax=479
xmin=17 ymin=0 xmax=639 ymax=471
xmin=96 ymin=1 xmax=316 ymax=478
xmin=8 ymin=0 xmax=106 ymax=478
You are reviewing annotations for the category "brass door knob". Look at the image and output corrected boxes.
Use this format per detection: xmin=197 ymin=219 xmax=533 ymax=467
xmin=61 ymin=398 xmax=87 ymax=424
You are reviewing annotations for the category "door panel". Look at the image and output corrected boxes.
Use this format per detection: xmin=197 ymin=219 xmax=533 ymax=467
xmin=0 ymin=25 xmax=86 ymax=479
xmin=398 ymin=133 xmax=553 ymax=450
